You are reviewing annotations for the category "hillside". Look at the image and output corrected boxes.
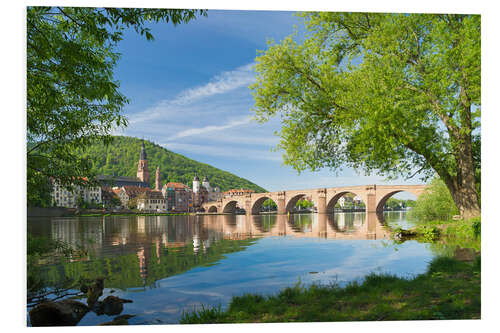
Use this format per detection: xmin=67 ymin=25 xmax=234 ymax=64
xmin=78 ymin=136 xmax=267 ymax=193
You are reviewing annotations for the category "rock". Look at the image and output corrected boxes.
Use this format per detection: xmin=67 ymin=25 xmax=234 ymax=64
xmin=29 ymin=299 xmax=89 ymax=327
xmin=99 ymin=314 xmax=135 ymax=326
xmin=86 ymin=277 xmax=105 ymax=307
xmin=94 ymin=296 xmax=133 ymax=316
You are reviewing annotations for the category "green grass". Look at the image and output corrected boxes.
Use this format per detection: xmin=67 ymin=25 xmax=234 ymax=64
xmin=392 ymin=216 xmax=480 ymax=245
xmin=180 ymin=256 xmax=480 ymax=323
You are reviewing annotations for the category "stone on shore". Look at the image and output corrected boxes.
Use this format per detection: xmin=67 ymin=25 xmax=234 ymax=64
xmin=94 ymin=295 xmax=133 ymax=316
xmin=29 ymin=299 xmax=89 ymax=327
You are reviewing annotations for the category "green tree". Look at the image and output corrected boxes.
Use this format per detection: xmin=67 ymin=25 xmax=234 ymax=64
xmin=251 ymin=13 xmax=480 ymax=219
xmin=27 ymin=7 xmax=206 ymax=206
xmin=262 ymin=199 xmax=277 ymax=211
xmin=408 ymin=178 xmax=459 ymax=222
xmin=385 ymin=198 xmax=402 ymax=210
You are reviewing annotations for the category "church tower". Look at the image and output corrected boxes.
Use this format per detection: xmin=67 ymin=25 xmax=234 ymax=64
xmin=137 ymin=141 xmax=150 ymax=184
xmin=202 ymin=176 xmax=211 ymax=192
xmin=155 ymin=166 xmax=161 ymax=190
xmin=193 ymin=174 xmax=200 ymax=193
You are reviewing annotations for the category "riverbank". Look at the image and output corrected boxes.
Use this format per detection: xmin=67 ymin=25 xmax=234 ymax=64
xmin=181 ymin=255 xmax=480 ymax=323
xmin=392 ymin=217 xmax=481 ymax=247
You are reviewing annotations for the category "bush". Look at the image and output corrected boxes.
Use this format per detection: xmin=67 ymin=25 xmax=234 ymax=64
xmin=408 ymin=178 xmax=459 ymax=222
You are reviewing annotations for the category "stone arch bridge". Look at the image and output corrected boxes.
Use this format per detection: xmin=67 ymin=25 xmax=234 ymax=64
xmin=201 ymin=184 xmax=426 ymax=215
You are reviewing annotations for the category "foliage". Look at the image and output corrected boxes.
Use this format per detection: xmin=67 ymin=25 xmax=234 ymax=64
xmin=390 ymin=216 xmax=481 ymax=254
xmin=296 ymin=199 xmax=314 ymax=209
xmin=181 ymin=256 xmax=480 ymax=323
xmin=251 ymin=12 xmax=480 ymax=218
xmin=262 ymin=199 xmax=277 ymax=210
xmin=415 ymin=226 xmax=441 ymax=242
xmin=27 ymin=7 xmax=206 ymax=206
xmin=384 ymin=198 xmax=413 ymax=210
xmin=76 ymin=136 xmax=267 ymax=192
xmin=76 ymin=196 xmax=101 ymax=209
xmin=408 ymin=178 xmax=459 ymax=222
xmin=443 ymin=216 xmax=481 ymax=240
xmin=127 ymin=197 xmax=137 ymax=210
xmin=105 ymin=195 xmax=122 ymax=209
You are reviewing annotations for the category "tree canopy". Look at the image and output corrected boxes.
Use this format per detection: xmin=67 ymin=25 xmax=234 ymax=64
xmin=251 ymin=12 xmax=480 ymax=218
xmin=27 ymin=7 xmax=206 ymax=206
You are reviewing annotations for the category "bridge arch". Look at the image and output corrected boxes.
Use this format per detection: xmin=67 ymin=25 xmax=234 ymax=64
xmin=285 ymin=194 xmax=309 ymax=213
xmin=251 ymin=196 xmax=277 ymax=215
xmin=208 ymin=205 xmax=218 ymax=213
xmin=222 ymin=200 xmax=246 ymax=214
xmin=376 ymin=190 xmax=418 ymax=213
xmin=326 ymin=191 xmax=366 ymax=213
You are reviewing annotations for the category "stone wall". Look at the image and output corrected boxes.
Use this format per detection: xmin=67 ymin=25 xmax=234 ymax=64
xmin=27 ymin=207 xmax=71 ymax=217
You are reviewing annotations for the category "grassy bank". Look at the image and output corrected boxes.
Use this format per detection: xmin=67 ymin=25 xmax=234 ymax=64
xmin=181 ymin=256 xmax=480 ymax=323
xmin=393 ymin=217 xmax=481 ymax=247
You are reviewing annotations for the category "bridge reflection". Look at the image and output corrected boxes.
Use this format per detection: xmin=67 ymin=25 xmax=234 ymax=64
xmin=32 ymin=212 xmax=392 ymax=256
xmin=216 ymin=212 xmax=390 ymax=240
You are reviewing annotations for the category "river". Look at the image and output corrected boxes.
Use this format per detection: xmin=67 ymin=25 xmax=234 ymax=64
xmin=27 ymin=211 xmax=452 ymax=325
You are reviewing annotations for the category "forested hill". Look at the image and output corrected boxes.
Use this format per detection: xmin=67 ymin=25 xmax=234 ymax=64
xmin=78 ymin=136 xmax=267 ymax=193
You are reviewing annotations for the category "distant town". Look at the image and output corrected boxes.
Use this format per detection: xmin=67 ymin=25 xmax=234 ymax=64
xmin=51 ymin=141 xmax=231 ymax=213
xmin=50 ymin=141 xmax=382 ymax=214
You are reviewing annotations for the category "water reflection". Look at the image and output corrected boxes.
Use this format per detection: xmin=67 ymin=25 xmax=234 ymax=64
xmin=27 ymin=212 xmax=444 ymax=325
xmin=28 ymin=213 xmax=395 ymax=289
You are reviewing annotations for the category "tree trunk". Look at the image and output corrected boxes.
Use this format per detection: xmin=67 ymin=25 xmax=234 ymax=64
xmin=446 ymin=177 xmax=481 ymax=220
xmin=438 ymin=98 xmax=481 ymax=220
xmin=443 ymin=124 xmax=481 ymax=220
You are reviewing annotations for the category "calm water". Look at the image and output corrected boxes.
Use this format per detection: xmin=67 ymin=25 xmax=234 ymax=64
xmin=28 ymin=212 xmax=440 ymax=325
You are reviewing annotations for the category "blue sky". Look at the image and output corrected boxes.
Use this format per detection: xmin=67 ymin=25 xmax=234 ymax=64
xmin=113 ymin=9 xmax=422 ymax=198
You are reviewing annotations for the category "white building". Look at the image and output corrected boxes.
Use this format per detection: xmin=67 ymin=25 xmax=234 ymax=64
xmin=51 ymin=179 xmax=102 ymax=208
xmin=192 ymin=175 xmax=200 ymax=193
xmin=136 ymin=190 xmax=166 ymax=212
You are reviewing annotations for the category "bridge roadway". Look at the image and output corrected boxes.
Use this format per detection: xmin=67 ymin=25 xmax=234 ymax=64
xmin=201 ymin=184 xmax=427 ymax=215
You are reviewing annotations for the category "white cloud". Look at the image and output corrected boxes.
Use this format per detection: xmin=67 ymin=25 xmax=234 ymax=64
xmin=129 ymin=63 xmax=255 ymax=125
xmin=167 ymin=116 xmax=254 ymax=141
xmin=173 ymin=63 xmax=255 ymax=105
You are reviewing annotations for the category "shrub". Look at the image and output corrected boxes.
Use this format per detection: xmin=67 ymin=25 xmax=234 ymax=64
xmin=408 ymin=178 xmax=459 ymax=222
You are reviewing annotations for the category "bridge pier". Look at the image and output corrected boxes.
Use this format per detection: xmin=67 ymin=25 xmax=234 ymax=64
xmin=365 ymin=192 xmax=377 ymax=213
xmin=277 ymin=191 xmax=286 ymax=214
xmin=245 ymin=200 xmax=252 ymax=215
xmin=277 ymin=199 xmax=286 ymax=214
xmin=317 ymin=189 xmax=327 ymax=214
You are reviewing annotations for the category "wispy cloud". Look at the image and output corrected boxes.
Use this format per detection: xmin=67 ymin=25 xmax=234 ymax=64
xmin=129 ymin=63 xmax=255 ymax=125
xmin=173 ymin=63 xmax=255 ymax=105
xmin=166 ymin=116 xmax=254 ymax=141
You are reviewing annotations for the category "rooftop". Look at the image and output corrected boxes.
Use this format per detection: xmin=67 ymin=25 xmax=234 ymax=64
xmin=164 ymin=182 xmax=191 ymax=190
